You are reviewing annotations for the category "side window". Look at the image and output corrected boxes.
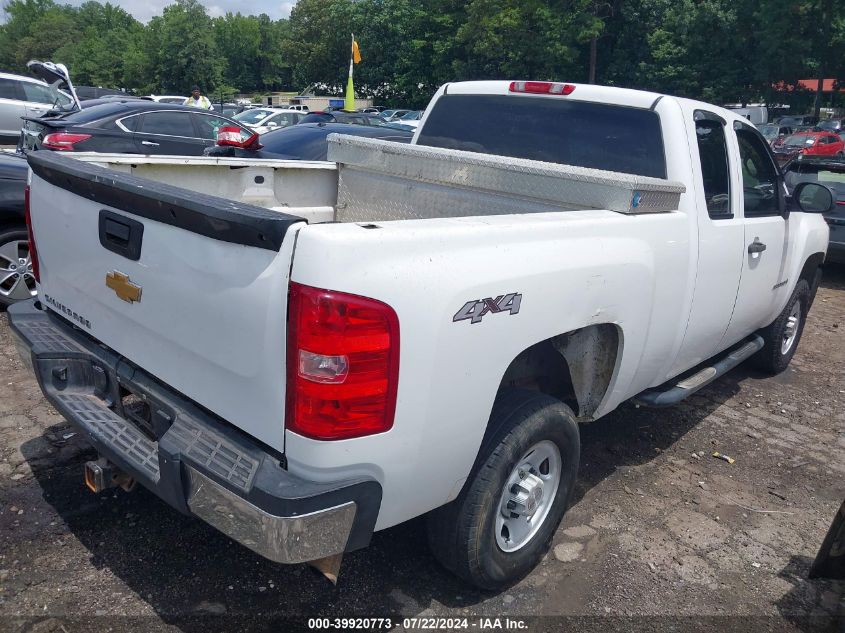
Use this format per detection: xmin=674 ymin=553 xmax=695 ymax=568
xmin=194 ymin=114 xmax=252 ymax=141
xmin=694 ymin=111 xmax=731 ymax=218
xmin=138 ymin=111 xmax=195 ymax=137
xmin=735 ymin=124 xmax=781 ymax=217
xmin=0 ymin=78 xmax=23 ymax=100
xmin=118 ymin=115 xmax=140 ymax=132
xmin=274 ymin=113 xmax=297 ymax=127
xmin=21 ymin=82 xmax=54 ymax=104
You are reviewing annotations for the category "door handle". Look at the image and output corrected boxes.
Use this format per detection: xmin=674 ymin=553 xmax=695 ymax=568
xmin=748 ymin=239 xmax=767 ymax=254
xmin=140 ymin=140 xmax=159 ymax=146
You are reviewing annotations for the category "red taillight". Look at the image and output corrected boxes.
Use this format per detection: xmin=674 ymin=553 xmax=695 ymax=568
xmin=286 ymin=282 xmax=399 ymax=441
xmin=216 ymin=126 xmax=261 ymax=149
xmin=42 ymin=132 xmax=92 ymax=151
xmin=24 ymin=185 xmax=39 ymax=283
xmin=509 ymin=81 xmax=575 ymax=95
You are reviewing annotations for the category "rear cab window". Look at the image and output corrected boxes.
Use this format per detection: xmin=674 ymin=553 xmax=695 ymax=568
xmin=416 ymin=93 xmax=667 ymax=179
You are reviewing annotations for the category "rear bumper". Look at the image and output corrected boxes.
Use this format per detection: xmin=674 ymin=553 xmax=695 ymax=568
xmin=8 ymin=299 xmax=381 ymax=564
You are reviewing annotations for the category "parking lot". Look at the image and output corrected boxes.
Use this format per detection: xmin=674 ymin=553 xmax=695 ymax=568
xmin=0 ymin=265 xmax=843 ymax=632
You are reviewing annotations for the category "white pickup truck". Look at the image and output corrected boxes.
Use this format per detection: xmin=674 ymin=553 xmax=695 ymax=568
xmin=10 ymin=81 xmax=832 ymax=589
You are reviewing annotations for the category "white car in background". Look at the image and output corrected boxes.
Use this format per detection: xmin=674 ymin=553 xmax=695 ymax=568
xmin=233 ymin=107 xmax=305 ymax=134
xmin=396 ymin=110 xmax=423 ymax=129
xmin=147 ymin=95 xmax=188 ymax=104
xmin=0 ymin=66 xmax=75 ymax=142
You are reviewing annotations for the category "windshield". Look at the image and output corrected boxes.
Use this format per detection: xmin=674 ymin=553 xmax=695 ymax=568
xmin=759 ymin=125 xmax=779 ymax=140
xmin=417 ymin=94 xmax=667 ymax=178
xmin=233 ymin=109 xmax=275 ymax=124
xmin=401 ymin=111 xmax=421 ymax=120
xmin=817 ymin=120 xmax=841 ymax=131
xmin=784 ymin=162 xmax=845 ymax=196
xmin=783 ymin=134 xmax=816 ymax=147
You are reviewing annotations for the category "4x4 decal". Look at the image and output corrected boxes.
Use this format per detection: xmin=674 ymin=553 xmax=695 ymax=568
xmin=453 ymin=293 xmax=522 ymax=324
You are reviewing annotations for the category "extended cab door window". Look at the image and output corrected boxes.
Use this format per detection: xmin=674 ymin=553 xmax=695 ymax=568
xmin=694 ymin=113 xmax=731 ymax=218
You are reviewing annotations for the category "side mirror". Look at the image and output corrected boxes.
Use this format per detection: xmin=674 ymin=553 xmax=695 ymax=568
xmin=793 ymin=182 xmax=835 ymax=214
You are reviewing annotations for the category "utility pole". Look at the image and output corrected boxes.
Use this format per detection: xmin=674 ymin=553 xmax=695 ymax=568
xmin=587 ymin=0 xmax=618 ymax=85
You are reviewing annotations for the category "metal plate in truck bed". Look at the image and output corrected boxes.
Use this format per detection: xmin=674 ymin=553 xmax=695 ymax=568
xmin=327 ymin=134 xmax=686 ymax=223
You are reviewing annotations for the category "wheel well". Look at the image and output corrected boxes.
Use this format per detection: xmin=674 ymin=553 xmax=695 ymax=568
xmin=0 ymin=219 xmax=26 ymax=234
xmin=799 ymin=252 xmax=826 ymax=284
xmin=497 ymin=324 xmax=620 ymax=420
xmin=799 ymin=252 xmax=826 ymax=304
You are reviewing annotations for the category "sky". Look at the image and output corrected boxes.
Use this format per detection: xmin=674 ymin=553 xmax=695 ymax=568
xmin=59 ymin=0 xmax=296 ymax=22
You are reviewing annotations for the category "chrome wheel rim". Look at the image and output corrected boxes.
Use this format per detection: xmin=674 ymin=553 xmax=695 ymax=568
xmin=495 ymin=440 xmax=562 ymax=553
xmin=781 ymin=301 xmax=801 ymax=355
xmin=0 ymin=239 xmax=36 ymax=302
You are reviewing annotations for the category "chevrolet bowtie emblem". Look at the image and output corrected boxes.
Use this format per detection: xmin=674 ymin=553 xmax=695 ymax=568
xmin=105 ymin=271 xmax=142 ymax=303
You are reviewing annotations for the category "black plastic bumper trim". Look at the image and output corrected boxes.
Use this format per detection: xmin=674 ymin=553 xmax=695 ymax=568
xmin=8 ymin=299 xmax=381 ymax=554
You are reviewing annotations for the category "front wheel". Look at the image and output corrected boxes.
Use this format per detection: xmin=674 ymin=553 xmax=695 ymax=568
xmin=752 ymin=280 xmax=809 ymax=374
xmin=427 ymin=389 xmax=580 ymax=590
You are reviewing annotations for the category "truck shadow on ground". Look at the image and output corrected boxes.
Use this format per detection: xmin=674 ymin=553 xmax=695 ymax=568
xmin=775 ymin=555 xmax=844 ymax=633
xmin=16 ymin=262 xmax=844 ymax=631
xmin=821 ymin=262 xmax=845 ymax=290
xmin=21 ymin=383 xmax=746 ymax=631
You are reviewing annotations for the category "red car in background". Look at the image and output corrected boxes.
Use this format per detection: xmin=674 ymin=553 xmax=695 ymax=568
xmin=772 ymin=131 xmax=845 ymax=164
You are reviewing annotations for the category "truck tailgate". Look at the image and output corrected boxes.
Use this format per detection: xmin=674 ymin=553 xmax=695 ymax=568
xmin=27 ymin=151 xmax=304 ymax=451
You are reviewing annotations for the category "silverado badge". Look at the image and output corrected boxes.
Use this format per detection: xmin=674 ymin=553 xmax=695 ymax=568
xmin=106 ymin=271 xmax=142 ymax=304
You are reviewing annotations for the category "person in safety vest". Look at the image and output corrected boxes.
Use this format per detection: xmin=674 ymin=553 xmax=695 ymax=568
xmin=184 ymin=86 xmax=212 ymax=109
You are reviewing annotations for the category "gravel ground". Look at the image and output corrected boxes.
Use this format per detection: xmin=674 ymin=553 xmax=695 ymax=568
xmin=0 ymin=266 xmax=843 ymax=633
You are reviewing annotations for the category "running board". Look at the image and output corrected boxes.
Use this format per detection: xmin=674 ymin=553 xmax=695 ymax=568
xmin=633 ymin=335 xmax=764 ymax=408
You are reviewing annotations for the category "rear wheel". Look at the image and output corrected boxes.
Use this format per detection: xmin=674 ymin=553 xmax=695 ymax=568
xmin=752 ymin=280 xmax=809 ymax=374
xmin=0 ymin=227 xmax=36 ymax=307
xmin=427 ymin=389 xmax=580 ymax=590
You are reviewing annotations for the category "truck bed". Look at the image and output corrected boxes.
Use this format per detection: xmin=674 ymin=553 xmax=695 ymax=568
xmin=69 ymin=135 xmax=686 ymax=227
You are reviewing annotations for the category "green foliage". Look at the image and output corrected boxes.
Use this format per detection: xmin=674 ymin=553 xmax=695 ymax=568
xmin=155 ymin=0 xmax=223 ymax=93
xmin=0 ymin=0 xmax=841 ymax=110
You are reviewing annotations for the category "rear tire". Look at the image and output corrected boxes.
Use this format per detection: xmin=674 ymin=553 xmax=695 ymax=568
xmin=751 ymin=280 xmax=810 ymax=374
xmin=427 ymin=389 xmax=580 ymax=590
xmin=0 ymin=227 xmax=36 ymax=307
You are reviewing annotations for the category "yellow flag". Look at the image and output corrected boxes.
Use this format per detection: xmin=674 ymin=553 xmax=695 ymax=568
xmin=352 ymin=39 xmax=362 ymax=64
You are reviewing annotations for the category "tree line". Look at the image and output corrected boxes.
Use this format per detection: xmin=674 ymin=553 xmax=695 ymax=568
xmin=0 ymin=0 xmax=842 ymax=110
